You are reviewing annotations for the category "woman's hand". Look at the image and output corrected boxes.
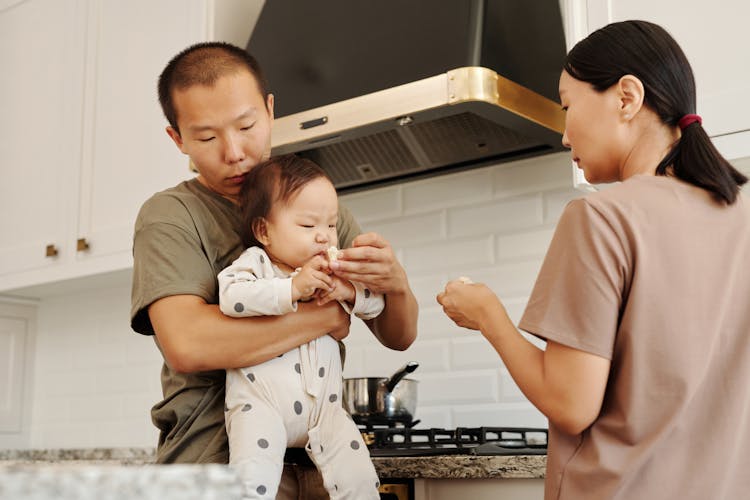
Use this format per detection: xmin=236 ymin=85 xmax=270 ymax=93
xmin=436 ymin=278 xmax=503 ymax=331
xmin=329 ymin=232 xmax=408 ymax=295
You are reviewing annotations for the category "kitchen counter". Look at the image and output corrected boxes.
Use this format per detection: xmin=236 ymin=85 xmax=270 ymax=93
xmin=0 ymin=447 xmax=546 ymax=499
xmin=0 ymin=447 xmax=546 ymax=479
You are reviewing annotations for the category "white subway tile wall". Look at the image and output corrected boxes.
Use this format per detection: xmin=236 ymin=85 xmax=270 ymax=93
xmin=25 ymin=151 xmax=580 ymax=448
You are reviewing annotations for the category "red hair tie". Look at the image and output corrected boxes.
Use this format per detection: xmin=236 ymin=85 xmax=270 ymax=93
xmin=678 ymin=114 xmax=702 ymax=130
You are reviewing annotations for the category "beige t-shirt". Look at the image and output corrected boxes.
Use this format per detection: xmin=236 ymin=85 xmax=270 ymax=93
xmin=519 ymin=175 xmax=750 ymax=500
xmin=130 ymin=178 xmax=361 ymax=464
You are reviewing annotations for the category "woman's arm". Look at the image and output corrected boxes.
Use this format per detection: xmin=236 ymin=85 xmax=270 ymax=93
xmin=438 ymin=280 xmax=610 ymax=435
xmin=149 ymin=295 xmax=350 ymax=373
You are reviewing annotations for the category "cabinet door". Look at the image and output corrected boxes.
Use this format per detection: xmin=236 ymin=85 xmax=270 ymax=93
xmin=0 ymin=0 xmax=86 ymax=276
xmin=583 ymin=0 xmax=750 ymax=141
xmin=74 ymin=0 xmax=207 ymax=261
xmin=0 ymin=316 xmax=29 ymax=432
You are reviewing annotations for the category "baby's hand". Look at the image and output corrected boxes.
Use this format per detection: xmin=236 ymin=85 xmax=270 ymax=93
xmin=316 ymin=275 xmax=356 ymax=306
xmin=292 ymin=255 xmax=333 ymax=302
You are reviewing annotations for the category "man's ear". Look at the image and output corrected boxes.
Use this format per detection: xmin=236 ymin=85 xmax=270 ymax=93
xmin=253 ymin=218 xmax=270 ymax=246
xmin=617 ymin=75 xmax=645 ymax=122
xmin=166 ymin=126 xmax=186 ymax=153
xmin=266 ymin=93 xmax=275 ymax=121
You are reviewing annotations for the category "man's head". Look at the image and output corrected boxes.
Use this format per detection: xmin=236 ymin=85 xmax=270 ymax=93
xmin=158 ymin=42 xmax=269 ymax=135
xmin=159 ymin=42 xmax=275 ymax=201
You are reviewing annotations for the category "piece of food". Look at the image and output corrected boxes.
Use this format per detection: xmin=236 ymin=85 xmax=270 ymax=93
xmin=326 ymin=245 xmax=340 ymax=261
xmin=457 ymin=276 xmax=473 ymax=284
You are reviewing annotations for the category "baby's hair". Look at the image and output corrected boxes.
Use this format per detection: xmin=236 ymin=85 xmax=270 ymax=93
xmin=238 ymin=154 xmax=332 ymax=248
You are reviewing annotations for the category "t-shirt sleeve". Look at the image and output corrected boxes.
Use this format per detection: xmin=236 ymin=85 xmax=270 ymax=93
xmin=518 ymin=198 xmax=629 ymax=360
xmin=337 ymin=203 xmax=362 ymax=249
xmin=130 ymin=195 xmax=219 ymax=335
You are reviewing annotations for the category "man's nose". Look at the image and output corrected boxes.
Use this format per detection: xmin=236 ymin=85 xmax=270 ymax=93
xmin=223 ymin=134 xmax=246 ymax=163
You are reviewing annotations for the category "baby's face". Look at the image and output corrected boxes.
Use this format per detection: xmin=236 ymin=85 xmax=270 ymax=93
xmin=262 ymin=177 xmax=339 ymax=271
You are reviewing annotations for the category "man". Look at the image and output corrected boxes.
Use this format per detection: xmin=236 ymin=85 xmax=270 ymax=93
xmin=130 ymin=42 xmax=418 ymax=498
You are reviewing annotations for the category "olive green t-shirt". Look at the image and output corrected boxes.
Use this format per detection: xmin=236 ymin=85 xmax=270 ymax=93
xmin=130 ymin=177 xmax=361 ymax=464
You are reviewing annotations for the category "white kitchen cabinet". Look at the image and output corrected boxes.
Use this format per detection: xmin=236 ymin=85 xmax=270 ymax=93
xmin=414 ymin=478 xmax=544 ymax=500
xmin=0 ymin=0 xmax=86 ymax=282
xmin=0 ymin=0 xmax=265 ymax=294
xmin=561 ymin=0 xmax=750 ymax=159
xmin=0 ymin=301 xmax=36 ymax=448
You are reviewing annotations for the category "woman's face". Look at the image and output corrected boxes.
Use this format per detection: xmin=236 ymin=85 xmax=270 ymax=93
xmin=167 ymin=70 xmax=274 ymax=202
xmin=559 ymin=70 xmax=628 ymax=184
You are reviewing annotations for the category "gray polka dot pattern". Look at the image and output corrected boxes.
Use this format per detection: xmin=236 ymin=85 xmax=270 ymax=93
xmin=234 ymin=302 xmax=244 ymax=313
xmin=318 ymin=367 xmax=325 ymax=377
xmin=224 ymin=405 xmax=228 ymax=412
xmin=294 ymin=363 xmax=301 ymax=374
xmin=329 ymin=394 xmax=337 ymax=403
xmin=350 ymin=441 xmax=360 ymax=450
xmin=246 ymin=373 xmax=255 ymax=382
xmin=258 ymin=438 xmax=269 ymax=449
xmin=259 ymin=255 xmax=265 ymax=264
xmin=364 ymin=288 xmax=371 ymax=298
xmin=257 ymin=485 xmax=267 ymax=495
xmin=294 ymin=401 xmax=303 ymax=415
xmin=242 ymin=404 xmax=252 ymax=412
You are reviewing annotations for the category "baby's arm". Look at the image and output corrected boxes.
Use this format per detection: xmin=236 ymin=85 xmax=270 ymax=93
xmin=218 ymin=248 xmax=296 ymax=317
xmin=319 ymin=246 xmax=385 ymax=320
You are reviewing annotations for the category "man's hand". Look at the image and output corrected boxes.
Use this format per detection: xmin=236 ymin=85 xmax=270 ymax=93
xmin=291 ymin=255 xmax=333 ymax=302
xmin=329 ymin=232 xmax=408 ymax=295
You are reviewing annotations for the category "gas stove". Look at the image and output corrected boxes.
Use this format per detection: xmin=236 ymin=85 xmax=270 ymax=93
xmin=354 ymin=416 xmax=547 ymax=457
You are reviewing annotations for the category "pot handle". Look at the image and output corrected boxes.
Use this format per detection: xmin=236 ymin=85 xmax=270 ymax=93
xmin=384 ymin=361 xmax=419 ymax=392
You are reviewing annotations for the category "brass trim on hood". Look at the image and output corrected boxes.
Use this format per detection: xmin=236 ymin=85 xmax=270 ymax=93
xmin=447 ymin=67 xmax=565 ymax=134
xmin=272 ymin=66 xmax=564 ymax=150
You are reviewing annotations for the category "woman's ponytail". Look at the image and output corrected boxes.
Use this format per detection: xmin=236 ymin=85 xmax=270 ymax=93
xmin=656 ymin=119 xmax=748 ymax=204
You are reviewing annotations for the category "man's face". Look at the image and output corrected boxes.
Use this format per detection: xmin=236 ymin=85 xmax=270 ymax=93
xmin=167 ymin=70 xmax=274 ymax=202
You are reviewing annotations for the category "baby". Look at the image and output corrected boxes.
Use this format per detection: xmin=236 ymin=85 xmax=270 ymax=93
xmin=218 ymin=154 xmax=383 ymax=499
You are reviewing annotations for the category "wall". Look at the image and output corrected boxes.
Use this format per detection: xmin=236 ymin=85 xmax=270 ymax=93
xmin=20 ymin=152 xmax=577 ymax=449
xmin=17 ymin=153 xmax=750 ymax=448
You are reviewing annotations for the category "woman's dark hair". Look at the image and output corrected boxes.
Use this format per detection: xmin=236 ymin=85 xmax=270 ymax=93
xmin=158 ymin=42 xmax=269 ymax=135
xmin=564 ymin=20 xmax=746 ymax=204
xmin=238 ymin=154 xmax=332 ymax=248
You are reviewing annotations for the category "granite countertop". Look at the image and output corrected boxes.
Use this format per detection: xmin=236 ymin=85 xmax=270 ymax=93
xmin=0 ymin=447 xmax=546 ymax=480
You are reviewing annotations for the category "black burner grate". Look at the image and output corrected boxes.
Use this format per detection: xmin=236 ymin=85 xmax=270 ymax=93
xmin=362 ymin=426 xmax=548 ymax=457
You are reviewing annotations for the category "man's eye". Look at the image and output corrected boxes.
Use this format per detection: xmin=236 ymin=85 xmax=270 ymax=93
xmin=241 ymin=123 xmax=256 ymax=131
xmin=199 ymin=137 xmax=215 ymax=142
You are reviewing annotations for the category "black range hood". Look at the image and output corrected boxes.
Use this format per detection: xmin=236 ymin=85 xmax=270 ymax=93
xmin=247 ymin=0 xmax=568 ymax=192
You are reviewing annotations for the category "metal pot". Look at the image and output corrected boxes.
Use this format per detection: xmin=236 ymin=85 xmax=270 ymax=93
xmin=342 ymin=361 xmax=419 ymax=422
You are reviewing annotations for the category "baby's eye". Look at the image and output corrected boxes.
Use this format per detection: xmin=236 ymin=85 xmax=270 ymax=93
xmin=300 ymin=224 xmax=314 ymax=228
xmin=328 ymin=224 xmax=336 ymax=229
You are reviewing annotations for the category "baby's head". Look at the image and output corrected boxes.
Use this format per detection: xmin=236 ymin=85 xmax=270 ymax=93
xmin=238 ymin=154 xmax=339 ymax=268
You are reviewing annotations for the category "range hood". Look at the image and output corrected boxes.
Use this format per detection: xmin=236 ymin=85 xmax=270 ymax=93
xmin=247 ymin=0 xmax=567 ymax=193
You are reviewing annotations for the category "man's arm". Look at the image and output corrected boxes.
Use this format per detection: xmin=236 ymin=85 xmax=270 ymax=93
xmin=149 ymin=295 xmax=350 ymax=373
xmin=330 ymin=232 xmax=418 ymax=350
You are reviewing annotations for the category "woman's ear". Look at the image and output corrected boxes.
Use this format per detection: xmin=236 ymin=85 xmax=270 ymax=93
xmin=617 ymin=75 xmax=645 ymax=122
xmin=253 ymin=218 xmax=270 ymax=246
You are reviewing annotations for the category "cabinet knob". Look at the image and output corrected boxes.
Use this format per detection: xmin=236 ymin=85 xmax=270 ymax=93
xmin=76 ymin=238 xmax=90 ymax=252
xmin=45 ymin=244 xmax=59 ymax=257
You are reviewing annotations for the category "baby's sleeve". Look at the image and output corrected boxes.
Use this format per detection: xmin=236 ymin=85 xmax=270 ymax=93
xmin=218 ymin=248 xmax=297 ymax=317
xmin=348 ymin=281 xmax=385 ymax=320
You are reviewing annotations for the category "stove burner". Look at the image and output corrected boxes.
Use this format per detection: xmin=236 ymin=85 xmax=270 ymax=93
xmin=360 ymin=426 xmax=548 ymax=457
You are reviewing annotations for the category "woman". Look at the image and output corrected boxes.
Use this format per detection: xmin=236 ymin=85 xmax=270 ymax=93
xmin=437 ymin=20 xmax=749 ymax=500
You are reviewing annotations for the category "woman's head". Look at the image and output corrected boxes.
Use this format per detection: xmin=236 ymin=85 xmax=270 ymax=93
xmin=238 ymin=154 xmax=339 ymax=270
xmin=562 ymin=20 xmax=746 ymax=203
